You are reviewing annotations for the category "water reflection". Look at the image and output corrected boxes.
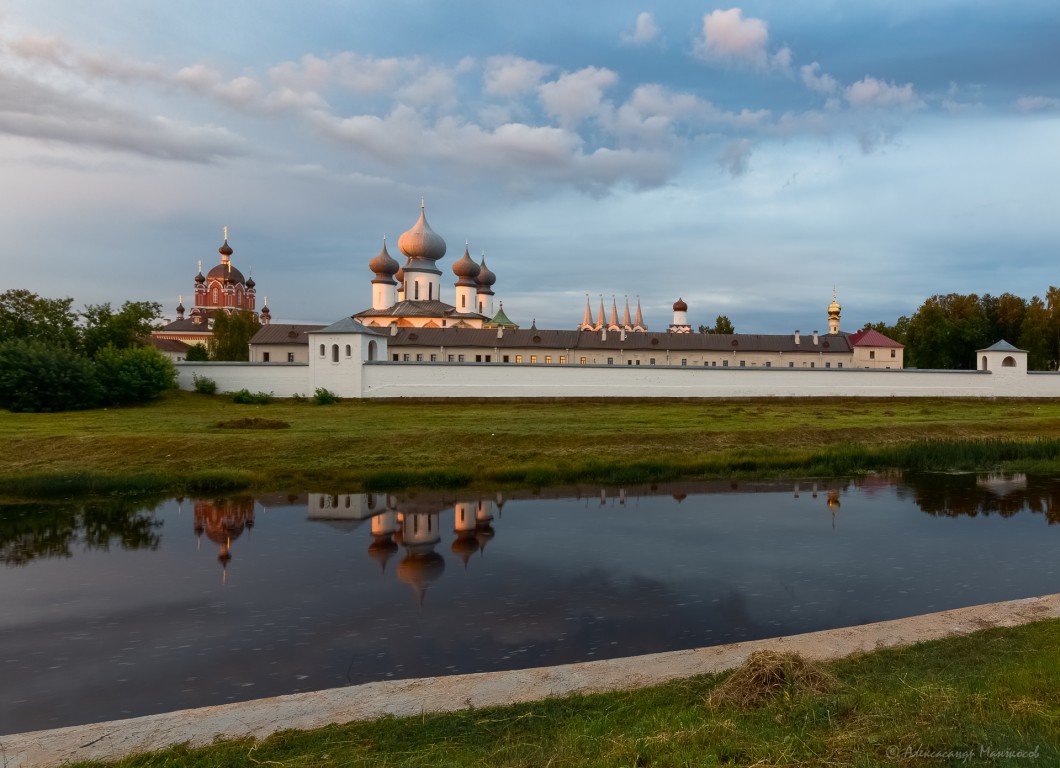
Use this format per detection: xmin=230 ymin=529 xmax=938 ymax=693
xmin=3 ymin=472 xmax=1059 ymax=735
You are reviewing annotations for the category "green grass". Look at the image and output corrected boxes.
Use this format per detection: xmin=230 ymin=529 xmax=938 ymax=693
xmin=70 ymin=617 xmax=1060 ymax=767
xmin=4 ymin=392 xmax=1060 ymax=496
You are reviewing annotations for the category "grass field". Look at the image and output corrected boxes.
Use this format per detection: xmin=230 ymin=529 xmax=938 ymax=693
xmin=71 ymin=617 xmax=1060 ymax=767
xmin=3 ymin=392 xmax=1060 ymax=496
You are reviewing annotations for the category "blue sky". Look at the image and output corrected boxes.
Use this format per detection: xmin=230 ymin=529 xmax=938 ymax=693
xmin=1 ymin=1 xmax=1058 ymax=332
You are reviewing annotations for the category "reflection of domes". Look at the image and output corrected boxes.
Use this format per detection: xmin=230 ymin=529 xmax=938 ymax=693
xmin=453 ymin=245 xmax=480 ymax=279
xmin=397 ymin=551 xmax=446 ymax=605
xmin=397 ymin=205 xmax=446 ymax=262
xmin=368 ymin=536 xmax=399 ymax=572
xmin=450 ymin=533 xmax=480 ymax=566
xmin=673 ymin=297 xmax=688 ymax=312
xmin=475 ymin=522 xmax=495 ymax=551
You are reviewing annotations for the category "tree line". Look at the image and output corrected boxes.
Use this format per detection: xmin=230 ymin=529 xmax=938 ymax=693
xmin=0 ymin=289 xmax=260 ymax=411
xmin=864 ymin=290 xmax=1060 ymax=370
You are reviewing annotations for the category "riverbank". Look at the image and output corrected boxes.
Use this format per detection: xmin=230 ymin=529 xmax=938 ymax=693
xmin=5 ymin=594 xmax=1058 ymax=768
xmin=3 ymin=393 xmax=1060 ymax=497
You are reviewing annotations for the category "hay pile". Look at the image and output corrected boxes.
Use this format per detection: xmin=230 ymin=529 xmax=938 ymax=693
xmin=709 ymin=650 xmax=839 ymax=708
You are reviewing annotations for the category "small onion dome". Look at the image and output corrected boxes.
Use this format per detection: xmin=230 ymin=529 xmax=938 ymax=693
xmin=176 ymin=299 xmax=185 ymax=313
xmin=452 ymin=245 xmax=480 ymax=279
xmin=195 ymin=271 xmax=206 ymax=284
xmin=397 ymin=204 xmax=446 ymax=262
xmin=395 ymin=259 xmax=408 ymax=284
xmin=828 ymin=296 xmax=841 ymax=316
xmin=261 ymin=300 xmax=270 ymax=314
xmin=246 ymin=276 xmax=256 ymax=289
xmin=369 ymin=240 xmax=400 ymax=276
xmin=673 ymin=297 xmax=688 ymax=312
xmin=476 ymin=257 xmax=496 ymax=288
xmin=219 ymin=239 xmax=233 ymax=257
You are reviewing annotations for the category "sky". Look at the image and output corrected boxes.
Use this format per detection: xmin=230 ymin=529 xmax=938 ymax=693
xmin=1 ymin=1 xmax=1058 ymax=333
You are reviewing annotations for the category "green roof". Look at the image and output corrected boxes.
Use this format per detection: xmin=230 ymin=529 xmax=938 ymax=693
xmin=484 ymin=305 xmax=517 ymax=328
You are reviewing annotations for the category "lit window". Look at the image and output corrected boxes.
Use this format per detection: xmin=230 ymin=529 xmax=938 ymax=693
xmin=531 ymin=355 xmax=538 ymax=364
xmin=579 ymin=356 xmax=587 ymax=365
xmin=559 ymin=356 xmax=567 ymax=364
xmin=516 ymin=355 xmax=523 ymax=363
xmin=545 ymin=356 xmax=551 ymax=364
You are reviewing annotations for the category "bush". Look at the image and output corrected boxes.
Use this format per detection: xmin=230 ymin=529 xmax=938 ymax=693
xmin=185 ymin=343 xmax=210 ymax=362
xmin=231 ymin=389 xmax=272 ymax=405
xmin=313 ymin=387 xmax=340 ymax=405
xmin=94 ymin=345 xmax=176 ymax=406
xmin=192 ymin=374 xmax=217 ymax=395
xmin=0 ymin=340 xmax=100 ymax=412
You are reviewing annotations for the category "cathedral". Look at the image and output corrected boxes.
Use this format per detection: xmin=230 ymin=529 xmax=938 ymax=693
xmin=153 ymin=229 xmax=270 ymax=350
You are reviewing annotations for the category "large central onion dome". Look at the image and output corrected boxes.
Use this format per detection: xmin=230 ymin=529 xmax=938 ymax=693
xmin=397 ymin=203 xmax=446 ymax=262
xmin=207 ymin=237 xmax=245 ymax=283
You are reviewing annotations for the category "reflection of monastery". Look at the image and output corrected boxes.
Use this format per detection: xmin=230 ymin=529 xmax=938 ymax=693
xmin=171 ymin=203 xmax=1053 ymax=398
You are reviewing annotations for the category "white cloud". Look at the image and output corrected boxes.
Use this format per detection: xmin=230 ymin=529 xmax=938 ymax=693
xmin=539 ymin=66 xmax=618 ymax=127
xmin=845 ymin=76 xmax=922 ymax=109
xmin=623 ymin=12 xmax=659 ymax=45
xmin=718 ymin=138 xmax=753 ymax=176
xmin=397 ymin=68 xmax=458 ymax=110
xmin=1013 ymin=95 xmax=1060 ymax=112
xmin=800 ymin=62 xmax=837 ymax=95
xmin=269 ymin=52 xmax=421 ymax=95
xmin=483 ymin=55 xmax=552 ymax=97
xmin=695 ymin=8 xmax=790 ymax=72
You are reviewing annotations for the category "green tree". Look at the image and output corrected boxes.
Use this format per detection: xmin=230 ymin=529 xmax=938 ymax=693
xmin=210 ymin=310 xmax=261 ymax=361
xmin=699 ymin=315 xmax=735 ymax=334
xmin=0 ymin=339 xmax=100 ymax=412
xmin=1019 ymin=297 xmax=1054 ymax=371
xmin=905 ymin=294 xmax=988 ymax=369
xmin=185 ymin=342 xmax=210 ymax=361
xmin=0 ymin=289 xmax=79 ymax=348
xmin=93 ymin=345 xmax=176 ymax=405
xmin=981 ymin=293 xmax=1027 ymax=347
xmin=862 ymin=317 xmax=910 ymax=347
xmin=81 ymin=301 xmax=163 ymax=357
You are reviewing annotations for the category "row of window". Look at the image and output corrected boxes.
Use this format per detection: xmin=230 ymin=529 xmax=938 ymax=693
xmin=868 ymin=350 xmax=898 ymax=359
xmin=262 ymin=352 xmax=296 ymax=363
xmin=386 ymin=354 xmax=845 ymax=368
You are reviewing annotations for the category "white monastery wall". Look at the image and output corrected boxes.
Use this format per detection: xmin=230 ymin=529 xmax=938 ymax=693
xmin=175 ymin=362 xmax=309 ymax=397
xmin=360 ymin=361 xmax=1060 ymax=399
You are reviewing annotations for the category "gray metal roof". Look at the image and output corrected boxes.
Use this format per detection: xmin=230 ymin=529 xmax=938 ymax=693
xmin=355 ymin=300 xmax=487 ymax=320
xmin=978 ymin=339 xmax=1025 ymax=353
xmin=249 ymin=323 xmax=325 ymax=345
xmin=312 ymin=316 xmax=388 ymax=335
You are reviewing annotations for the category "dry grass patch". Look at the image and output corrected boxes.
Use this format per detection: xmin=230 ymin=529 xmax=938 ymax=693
xmin=213 ymin=418 xmax=291 ymax=430
xmin=709 ymin=650 xmax=840 ymax=708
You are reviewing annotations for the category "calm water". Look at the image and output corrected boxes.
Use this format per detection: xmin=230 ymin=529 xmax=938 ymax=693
xmin=2 ymin=473 xmax=1059 ymax=734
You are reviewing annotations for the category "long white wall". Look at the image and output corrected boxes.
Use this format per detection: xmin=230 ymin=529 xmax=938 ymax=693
xmin=175 ymin=362 xmax=310 ymax=397
xmin=174 ymin=360 xmax=1060 ymax=399
xmin=361 ymin=362 xmax=1060 ymax=399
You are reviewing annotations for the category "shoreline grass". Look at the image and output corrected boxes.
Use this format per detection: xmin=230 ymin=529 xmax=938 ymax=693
xmin=4 ymin=392 xmax=1060 ymax=498
xmin=69 ymin=617 xmax=1060 ymax=768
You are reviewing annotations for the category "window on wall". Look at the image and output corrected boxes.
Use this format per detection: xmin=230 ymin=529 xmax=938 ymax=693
xmin=416 ymin=354 xmax=423 ymax=362
xmin=287 ymin=352 xmax=295 ymax=363
xmin=681 ymin=359 xmax=688 ymax=366
xmin=461 ymin=295 xmax=466 ymax=308
xmin=345 ymin=344 xmax=351 ymax=357
xmin=607 ymin=357 xmax=614 ymax=365
xmin=838 ymin=362 xmax=843 ymax=368
xmin=458 ymin=354 xmax=465 ymax=362
xmin=711 ymin=361 xmax=717 ymax=367
xmin=891 ymin=349 xmax=896 ymax=358
xmin=559 ymin=356 xmax=567 ymax=364
xmin=475 ymin=355 xmax=482 ymax=362
xmin=825 ymin=362 xmax=831 ymax=368
xmin=485 ymin=355 xmax=491 ymax=362
xmin=579 ymin=356 xmax=587 ymax=365
xmin=430 ymin=354 xmax=437 ymax=362
xmin=869 ymin=350 xmax=876 ymax=359
xmin=530 ymin=355 xmax=538 ymax=364
xmin=448 ymin=354 xmax=454 ymax=361
xmin=810 ymin=362 xmax=815 ymax=368
xmin=414 ymin=282 xmax=420 ymax=300
xmin=263 ymin=352 xmax=270 ymax=362
xmin=765 ymin=361 xmax=771 ymax=368
xmin=403 ymin=354 xmax=410 ymax=361
xmin=516 ymin=355 xmax=523 ymax=363
xmin=739 ymin=360 xmax=745 ymax=367
xmin=332 ymin=344 xmax=339 ymax=362
xmin=392 ymin=353 xmax=399 ymax=361
xmin=545 ymin=356 xmax=551 ymax=364
xmin=429 ymin=283 xmax=433 ymax=300
xmin=319 ymin=344 xmax=325 ymax=357
xmin=649 ymin=358 xmax=656 ymax=365
xmin=504 ymin=355 xmax=510 ymax=363
xmin=723 ymin=360 xmax=728 ymax=367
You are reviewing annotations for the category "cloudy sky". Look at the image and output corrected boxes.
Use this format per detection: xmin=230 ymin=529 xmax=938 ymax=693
xmin=1 ymin=1 xmax=1058 ymax=332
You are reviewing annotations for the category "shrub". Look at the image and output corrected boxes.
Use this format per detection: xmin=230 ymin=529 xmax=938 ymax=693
xmin=192 ymin=374 xmax=217 ymax=395
xmin=94 ymin=345 xmax=176 ymax=406
xmin=231 ymin=389 xmax=272 ymax=405
xmin=0 ymin=339 xmax=100 ymax=412
xmin=313 ymin=387 xmax=340 ymax=405
xmin=185 ymin=343 xmax=210 ymax=362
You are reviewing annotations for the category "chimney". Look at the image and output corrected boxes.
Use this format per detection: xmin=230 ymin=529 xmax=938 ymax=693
xmin=497 ymin=328 xmax=503 ymax=339
xmin=390 ymin=325 xmax=398 ymax=336
xmin=620 ymin=328 xmax=627 ymax=342
xmin=601 ymin=328 xmax=607 ymax=342
xmin=794 ymin=330 xmax=800 ymax=345
xmin=813 ymin=330 xmax=819 ymax=346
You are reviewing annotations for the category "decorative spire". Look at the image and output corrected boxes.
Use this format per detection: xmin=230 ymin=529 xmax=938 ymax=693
xmin=596 ymin=295 xmax=606 ymax=328
xmin=622 ymin=295 xmax=632 ymax=328
xmin=634 ymin=296 xmax=645 ymax=329
xmin=581 ymin=294 xmax=592 ymax=328
xmin=609 ymin=296 xmax=619 ymax=327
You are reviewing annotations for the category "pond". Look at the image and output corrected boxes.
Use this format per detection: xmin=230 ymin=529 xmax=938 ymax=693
xmin=2 ymin=472 xmax=1059 ymax=734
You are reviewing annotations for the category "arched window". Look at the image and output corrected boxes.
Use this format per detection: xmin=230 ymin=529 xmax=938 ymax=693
xmin=319 ymin=344 xmax=325 ymax=357
xmin=982 ymin=355 xmax=988 ymax=370
xmin=345 ymin=344 xmax=351 ymax=357
xmin=332 ymin=344 xmax=339 ymax=362
xmin=368 ymin=340 xmax=377 ymax=361
xmin=1002 ymin=356 xmax=1016 ymax=367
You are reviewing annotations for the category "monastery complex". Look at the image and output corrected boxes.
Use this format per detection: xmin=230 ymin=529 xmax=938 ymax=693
xmin=159 ymin=203 xmax=1051 ymax=399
